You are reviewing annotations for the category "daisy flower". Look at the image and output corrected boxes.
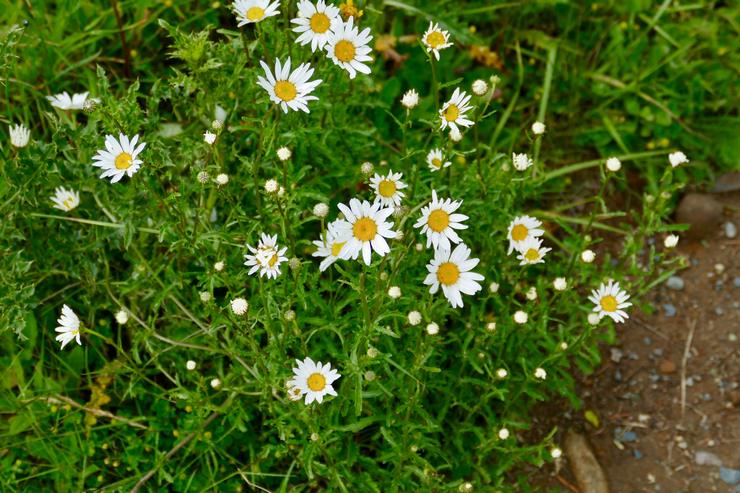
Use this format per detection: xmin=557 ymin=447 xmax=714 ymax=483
xmin=312 ymin=221 xmax=348 ymax=272
xmin=414 ymin=190 xmax=468 ymax=250
xmin=426 ymin=148 xmax=451 ymax=172
xmin=91 ymin=133 xmax=146 ymax=183
xmin=291 ymin=0 xmax=341 ymax=52
xmin=439 ymin=88 xmax=474 ymax=134
xmin=55 ymin=304 xmax=82 ymax=350
xmin=287 ymin=357 xmax=341 ymax=405
xmin=324 ymin=17 xmax=373 ymax=79
xmin=423 ymin=243 xmax=484 ymax=308
xmin=668 ymin=151 xmax=689 ymax=168
xmin=50 ymin=187 xmax=80 ymax=212
xmin=588 ymin=280 xmax=632 ymax=323
xmin=46 ymin=91 xmax=98 ymax=110
xmin=369 ymin=170 xmax=406 ymax=208
xmin=507 ymin=215 xmax=544 ymax=254
xmin=333 ymin=198 xmax=396 ymax=265
xmin=422 ymin=22 xmax=452 ymax=60
xmin=512 ymin=152 xmax=533 ymax=171
xmin=9 ymin=124 xmax=30 ymax=148
xmin=233 ymin=0 xmax=280 ymax=26
xmin=257 ymin=57 xmax=322 ymax=113
xmin=401 ymin=89 xmax=419 ymax=109
xmin=244 ymin=233 xmax=289 ymax=279
xmin=515 ymin=237 xmax=552 ymax=265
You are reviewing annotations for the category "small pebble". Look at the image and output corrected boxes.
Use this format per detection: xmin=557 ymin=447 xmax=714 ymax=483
xmin=614 ymin=369 xmax=623 ymax=382
xmin=643 ymin=336 xmax=653 ymax=346
xmin=663 ymin=303 xmax=677 ymax=317
xmin=715 ymin=263 xmax=726 ymax=274
xmin=716 ymin=280 xmax=724 ymax=291
xmin=734 ymin=278 xmax=740 ymax=288
xmin=730 ymin=334 xmax=738 ymax=342
xmin=725 ymin=221 xmax=738 ymax=239
xmin=615 ymin=428 xmax=638 ymax=442
xmin=695 ymin=450 xmax=723 ymax=466
xmin=611 ymin=348 xmax=624 ymax=363
xmin=633 ymin=449 xmax=643 ymax=459
xmin=653 ymin=348 xmax=664 ymax=357
xmin=715 ymin=307 xmax=725 ymax=316
xmin=701 ymin=393 xmax=712 ymax=401
xmin=666 ymin=276 xmax=685 ymax=290
xmin=720 ymin=467 xmax=740 ymax=485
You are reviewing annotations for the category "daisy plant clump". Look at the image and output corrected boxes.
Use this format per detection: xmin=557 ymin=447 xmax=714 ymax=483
xmin=2 ymin=5 xmax=687 ymax=493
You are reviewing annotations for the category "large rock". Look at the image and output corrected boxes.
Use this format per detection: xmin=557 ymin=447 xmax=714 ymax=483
xmin=564 ymin=430 xmax=610 ymax=493
xmin=675 ymin=193 xmax=723 ymax=239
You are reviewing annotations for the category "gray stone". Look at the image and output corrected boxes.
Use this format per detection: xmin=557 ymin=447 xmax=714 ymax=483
xmin=610 ymin=348 xmax=624 ymax=363
xmin=720 ymin=467 xmax=740 ymax=485
xmin=715 ymin=307 xmax=725 ymax=316
xmin=614 ymin=428 xmax=638 ymax=442
xmin=725 ymin=222 xmax=738 ymax=239
xmin=663 ymin=304 xmax=677 ymax=317
xmin=666 ymin=276 xmax=685 ymax=290
xmin=695 ymin=450 xmax=722 ymax=466
xmin=734 ymin=278 xmax=740 ymax=288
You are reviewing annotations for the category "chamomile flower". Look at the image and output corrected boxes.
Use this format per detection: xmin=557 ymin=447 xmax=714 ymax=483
xmin=244 ymin=233 xmax=289 ymax=279
xmin=50 ymin=187 xmax=80 ymax=212
xmin=426 ymin=148 xmax=451 ymax=172
xmin=439 ymin=88 xmax=474 ymax=134
xmin=424 ymin=243 xmax=484 ymax=308
xmin=9 ymin=124 xmax=30 ymax=148
xmin=369 ymin=170 xmax=406 ymax=208
xmin=91 ymin=133 xmax=146 ymax=184
xmin=512 ymin=152 xmax=533 ymax=171
xmin=257 ymin=57 xmax=322 ymax=113
xmin=313 ymin=202 xmax=329 ymax=218
xmin=531 ymin=121 xmax=546 ymax=135
xmin=55 ymin=304 xmax=82 ymax=350
xmin=401 ymin=89 xmax=419 ymax=109
xmin=333 ymin=198 xmax=396 ymax=265
xmin=664 ymin=234 xmax=679 ymax=248
xmin=414 ymin=190 xmax=468 ymax=250
xmin=312 ymin=221 xmax=347 ymax=272
xmin=46 ymin=91 xmax=98 ymax=110
xmin=233 ymin=0 xmax=280 ymax=26
xmin=515 ymin=237 xmax=552 ymax=265
xmin=291 ymin=0 xmax=341 ymax=52
xmin=422 ymin=22 xmax=452 ymax=60
xmin=668 ymin=151 xmax=689 ymax=168
xmin=325 ymin=17 xmax=373 ymax=79
xmin=287 ymin=357 xmax=341 ymax=405
xmin=588 ymin=280 xmax=632 ymax=323
xmin=507 ymin=215 xmax=544 ymax=254
xmin=204 ymin=131 xmax=217 ymax=145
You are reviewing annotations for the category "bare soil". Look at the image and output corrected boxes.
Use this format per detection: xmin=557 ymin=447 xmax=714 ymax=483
xmin=527 ymin=197 xmax=740 ymax=493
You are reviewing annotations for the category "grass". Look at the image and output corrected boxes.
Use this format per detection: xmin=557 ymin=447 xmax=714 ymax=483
xmin=1 ymin=0 xmax=737 ymax=491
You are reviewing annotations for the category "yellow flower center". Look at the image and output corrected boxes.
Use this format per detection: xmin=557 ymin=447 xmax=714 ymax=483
xmin=63 ymin=197 xmax=76 ymax=209
xmin=307 ymin=372 xmax=326 ymax=391
xmin=432 ymin=158 xmax=442 ymax=168
xmin=310 ymin=12 xmax=331 ymax=33
xmin=427 ymin=209 xmax=450 ymax=232
xmin=353 ymin=217 xmax=377 ymax=241
xmin=274 ymin=80 xmax=297 ymax=102
xmin=511 ymin=224 xmax=529 ymax=242
xmin=443 ymin=104 xmax=459 ymax=122
xmin=436 ymin=262 xmax=460 ymax=285
xmin=331 ymin=241 xmax=346 ymax=257
xmin=114 ymin=152 xmax=133 ymax=170
xmin=378 ymin=179 xmax=397 ymax=198
xmin=524 ymin=248 xmax=540 ymax=262
xmin=334 ymin=40 xmax=356 ymax=62
xmin=600 ymin=295 xmax=618 ymax=312
xmin=425 ymin=31 xmax=446 ymax=49
xmin=246 ymin=6 xmax=264 ymax=21
xmin=268 ymin=253 xmax=279 ymax=267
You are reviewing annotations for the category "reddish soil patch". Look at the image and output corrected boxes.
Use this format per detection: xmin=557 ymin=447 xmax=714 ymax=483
xmin=527 ymin=196 xmax=740 ymax=492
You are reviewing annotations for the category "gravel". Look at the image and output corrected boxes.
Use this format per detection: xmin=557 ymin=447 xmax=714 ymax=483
xmin=724 ymin=221 xmax=738 ymax=239
xmin=663 ymin=303 xmax=677 ymax=317
xmin=666 ymin=276 xmax=685 ymax=290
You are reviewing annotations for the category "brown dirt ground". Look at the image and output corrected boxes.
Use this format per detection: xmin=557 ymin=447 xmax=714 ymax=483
xmin=526 ymin=195 xmax=740 ymax=493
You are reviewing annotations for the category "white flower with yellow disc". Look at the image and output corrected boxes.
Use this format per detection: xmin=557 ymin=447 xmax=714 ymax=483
xmin=426 ymin=148 xmax=451 ymax=172
xmin=423 ymin=243 xmax=484 ymax=308
xmin=287 ymin=357 xmax=341 ymax=405
xmin=244 ymin=233 xmax=289 ymax=279
xmin=333 ymin=198 xmax=396 ymax=265
xmin=506 ymin=215 xmax=544 ymax=254
xmin=55 ymin=304 xmax=82 ymax=350
xmin=51 ymin=187 xmax=80 ymax=212
xmin=233 ymin=0 xmax=280 ymax=26
xmin=91 ymin=133 xmax=146 ymax=183
xmin=312 ymin=220 xmax=348 ymax=272
xmin=257 ymin=57 xmax=322 ymax=113
xmin=369 ymin=170 xmax=406 ymax=208
xmin=414 ymin=190 xmax=468 ymax=250
xmin=439 ymin=88 xmax=474 ymax=134
xmin=588 ymin=281 xmax=632 ymax=323
xmin=324 ymin=17 xmax=373 ymax=79
xmin=422 ymin=22 xmax=452 ymax=60
xmin=515 ymin=237 xmax=551 ymax=265
xmin=291 ymin=0 xmax=341 ymax=52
